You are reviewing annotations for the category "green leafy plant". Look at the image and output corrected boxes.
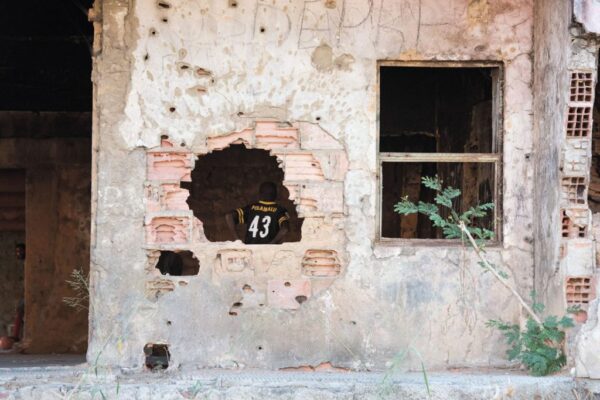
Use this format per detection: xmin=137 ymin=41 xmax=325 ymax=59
xmin=395 ymin=176 xmax=574 ymax=376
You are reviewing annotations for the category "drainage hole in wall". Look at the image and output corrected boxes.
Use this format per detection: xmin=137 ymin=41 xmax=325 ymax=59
xmin=144 ymin=343 xmax=170 ymax=371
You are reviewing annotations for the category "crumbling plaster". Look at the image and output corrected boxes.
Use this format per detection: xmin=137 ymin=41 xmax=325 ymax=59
xmin=91 ymin=0 xmax=537 ymax=370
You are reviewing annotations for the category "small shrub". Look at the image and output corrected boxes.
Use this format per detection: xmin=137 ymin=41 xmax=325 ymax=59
xmin=395 ymin=176 xmax=574 ymax=376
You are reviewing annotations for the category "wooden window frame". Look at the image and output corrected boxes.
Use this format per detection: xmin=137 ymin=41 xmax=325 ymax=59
xmin=376 ymin=61 xmax=504 ymax=245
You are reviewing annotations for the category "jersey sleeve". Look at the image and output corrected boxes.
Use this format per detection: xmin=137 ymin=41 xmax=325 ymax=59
xmin=233 ymin=205 xmax=249 ymax=224
xmin=277 ymin=207 xmax=290 ymax=226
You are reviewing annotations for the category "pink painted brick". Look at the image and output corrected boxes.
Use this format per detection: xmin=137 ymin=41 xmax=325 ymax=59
xmin=145 ymin=216 xmax=190 ymax=245
xmin=147 ymin=152 xmax=193 ymax=181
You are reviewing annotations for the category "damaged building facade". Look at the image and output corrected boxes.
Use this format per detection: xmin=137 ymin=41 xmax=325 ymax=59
xmin=5 ymin=0 xmax=600 ymax=383
xmin=88 ymin=0 xmax=600 ymax=373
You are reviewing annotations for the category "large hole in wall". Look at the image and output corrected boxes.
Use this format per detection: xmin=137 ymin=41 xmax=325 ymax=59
xmin=181 ymin=145 xmax=302 ymax=242
xmin=589 ymin=60 xmax=600 ymax=212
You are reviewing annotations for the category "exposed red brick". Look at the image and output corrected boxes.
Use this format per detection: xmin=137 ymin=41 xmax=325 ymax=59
xmin=302 ymin=250 xmax=341 ymax=277
xmin=561 ymin=209 xmax=586 ymax=238
xmin=565 ymin=276 xmax=596 ymax=306
xmin=275 ymin=152 xmax=325 ymax=181
xmin=147 ymin=152 xmax=193 ymax=181
xmin=160 ymin=184 xmax=189 ymax=210
xmin=145 ymin=216 xmax=190 ymax=245
xmin=255 ymin=121 xmax=299 ymax=149
xmin=561 ymin=176 xmax=587 ymax=205
xmin=566 ymin=106 xmax=593 ymax=138
xmin=570 ymin=71 xmax=594 ymax=103
xmin=206 ymin=129 xmax=253 ymax=151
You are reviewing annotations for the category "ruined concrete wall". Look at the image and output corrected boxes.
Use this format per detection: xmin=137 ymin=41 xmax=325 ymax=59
xmin=532 ymin=0 xmax=572 ymax=318
xmin=91 ymin=0 xmax=536 ymax=370
xmin=0 ymin=138 xmax=91 ymax=353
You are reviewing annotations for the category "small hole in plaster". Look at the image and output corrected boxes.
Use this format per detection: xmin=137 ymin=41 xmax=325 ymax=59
xmin=162 ymin=17 xmax=168 ymax=23
xmin=257 ymin=345 xmax=263 ymax=350
xmin=259 ymin=27 xmax=266 ymax=33
xmin=229 ymin=0 xmax=238 ymax=7
xmin=144 ymin=54 xmax=149 ymax=61
xmin=316 ymin=116 xmax=321 ymax=121
xmin=295 ymin=295 xmax=307 ymax=304
xmin=237 ymin=111 xmax=244 ymax=116
xmin=179 ymin=63 xmax=190 ymax=70
xmin=180 ymin=142 xmax=186 ymax=147
xmin=229 ymin=311 xmax=238 ymax=316
xmin=232 ymin=302 xmax=243 ymax=308
xmin=195 ymin=67 xmax=211 ymax=77
xmin=157 ymin=0 xmax=171 ymax=8
xmin=166 ymin=320 xmax=172 ymax=326
xmin=242 ymin=284 xmax=254 ymax=293
xmin=144 ymin=343 xmax=170 ymax=370
xmin=284 ymin=282 xmax=291 ymax=287
xmin=161 ymin=134 xmax=168 ymax=139
xmin=259 ymin=303 xmax=265 ymax=307
xmin=150 ymin=28 xmax=157 ymax=36
xmin=169 ymin=107 xmax=176 ymax=113
xmin=350 ymin=321 xmax=357 ymax=325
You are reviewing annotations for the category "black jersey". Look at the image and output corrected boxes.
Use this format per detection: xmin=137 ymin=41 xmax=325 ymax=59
xmin=234 ymin=201 xmax=290 ymax=244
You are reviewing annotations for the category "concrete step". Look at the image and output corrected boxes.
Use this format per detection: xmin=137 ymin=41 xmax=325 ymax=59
xmin=2 ymin=364 xmax=598 ymax=400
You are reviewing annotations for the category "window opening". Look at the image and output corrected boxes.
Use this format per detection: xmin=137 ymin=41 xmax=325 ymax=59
xmin=378 ymin=64 xmax=501 ymax=240
xmin=181 ymin=145 xmax=302 ymax=243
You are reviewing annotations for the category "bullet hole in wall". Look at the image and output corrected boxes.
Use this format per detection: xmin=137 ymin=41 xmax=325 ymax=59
xmin=155 ymin=250 xmax=199 ymax=276
xmin=169 ymin=106 xmax=176 ymax=113
xmin=259 ymin=26 xmax=266 ymax=33
xmin=161 ymin=17 xmax=168 ymax=23
xmin=150 ymin=28 xmax=157 ymax=36
xmin=157 ymin=1 xmax=171 ymax=9
xmin=181 ymin=145 xmax=303 ymax=242
xmin=144 ymin=343 xmax=170 ymax=370
xmin=316 ymin=116 xmax=321 ymax=121
xmin=229 ymin=0 xmax=238 ymax=7
xmin=295 ymin=295 xmax=307 ymax=304
xmin=144 ymin=54 xmax=149 ymax=61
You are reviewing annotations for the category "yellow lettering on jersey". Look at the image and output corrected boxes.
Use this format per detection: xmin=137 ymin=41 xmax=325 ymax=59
xmin=251 ymin=205 xmax=277 ymax=213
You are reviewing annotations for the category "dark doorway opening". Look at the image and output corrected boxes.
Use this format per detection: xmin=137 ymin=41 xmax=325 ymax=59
xmin=0 ymin=0 xmax=93 ymax=360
